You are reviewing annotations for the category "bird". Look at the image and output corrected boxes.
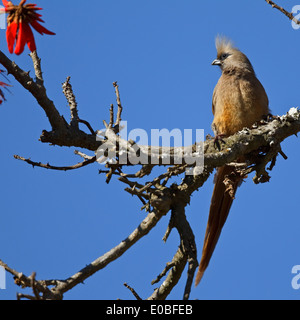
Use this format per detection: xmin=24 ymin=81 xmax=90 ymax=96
xmin=195 ymin=37 xmax=270 ymax=286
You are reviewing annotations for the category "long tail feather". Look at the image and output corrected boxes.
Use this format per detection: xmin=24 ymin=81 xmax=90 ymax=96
xmin=195 ymin=165 xmax=241 ymax=286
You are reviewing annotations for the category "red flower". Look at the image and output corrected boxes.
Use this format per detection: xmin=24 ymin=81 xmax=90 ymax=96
xmin=1 ymin=0 xmax=55 ymax=55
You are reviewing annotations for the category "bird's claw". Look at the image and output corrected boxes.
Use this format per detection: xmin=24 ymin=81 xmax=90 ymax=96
xmin=214 ymin=134 xmax=226 ymax=151
xmin=263 ymin=113 xmax=282 ymax=123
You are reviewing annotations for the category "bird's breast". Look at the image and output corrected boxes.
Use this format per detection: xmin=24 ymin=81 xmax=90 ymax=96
xmin=212 ymin=73 xmax=269 ymax=135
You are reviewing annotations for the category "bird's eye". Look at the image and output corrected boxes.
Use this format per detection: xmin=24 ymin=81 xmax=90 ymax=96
xmin=220 ymin=53 xmax=228 ymax=60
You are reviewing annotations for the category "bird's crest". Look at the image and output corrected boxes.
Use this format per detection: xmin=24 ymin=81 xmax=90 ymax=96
xmin=215 ymin=36 xmax=235 ymax=55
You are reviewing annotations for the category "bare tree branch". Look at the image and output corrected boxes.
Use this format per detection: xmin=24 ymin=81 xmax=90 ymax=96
xmin=0 ymin=50 xmax=65 ymax=131
xmin=50 ymin=204 xmax=172 ymax=298
xmin=265 ymin=0 xmax=300 ymax=25
xmin=0 ymin=259 xmax=61 ymax=300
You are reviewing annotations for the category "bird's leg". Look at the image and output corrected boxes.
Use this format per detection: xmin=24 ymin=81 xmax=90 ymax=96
xmin=262 ymin=113 xmax=282 ymax=123
xmin=213 ymin=134 xmax=226 ymax=151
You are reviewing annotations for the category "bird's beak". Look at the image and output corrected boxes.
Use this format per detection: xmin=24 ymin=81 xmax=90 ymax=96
xmin=211 ymin=59 xmax=221 ymax=66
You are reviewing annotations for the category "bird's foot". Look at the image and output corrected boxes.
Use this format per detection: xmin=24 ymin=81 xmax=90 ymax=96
xmin=214 ymin=134 xmax=226 ymax=151
xmin=263 ymin=113 xmax=282 ymax=123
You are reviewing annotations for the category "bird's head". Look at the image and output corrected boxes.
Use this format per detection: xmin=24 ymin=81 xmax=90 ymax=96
xmin=212 ymin=36 xmax=254 ymax=73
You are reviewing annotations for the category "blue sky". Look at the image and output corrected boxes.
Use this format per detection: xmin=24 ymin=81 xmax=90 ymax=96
xmin=0 ymin=0 xmax=300 ymax=300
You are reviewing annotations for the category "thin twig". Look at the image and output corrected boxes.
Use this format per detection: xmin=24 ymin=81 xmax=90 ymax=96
xmin=62 ymin=76 xmax=79 ymax=127
xmin=78 ymin=119 xmax=96 ymax=135
xmin=14 ymin=155 xmax=97 ymax=171
xmin=151 ymin=262 xmax=176 ymax=285
xmin=124 ymin=187 xmax=149 ymax=203
xmin=123 ymin=283 xmax=143 ymax=300
xmin=118 ymin=175 xmax=150 ymax=201
xmin=74 ymin=150 xmax=94 ymax=160
xmin=109 ymin=104 xmax=114 ymax=129
xmin=279 ymin=149 xmax=288 ymax=160
xmin=29 ymin=50 xmax=44 ymax=85
xmin=113 ymin=81 xmax=123 ymax=127
xmin=147 ymin=247 xmax=187 ymax=300
xmin=17 ymin=293 xmax=37 ymax=300
xmin=265 ymin=0 xmax=300 ymax=25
